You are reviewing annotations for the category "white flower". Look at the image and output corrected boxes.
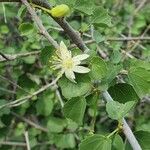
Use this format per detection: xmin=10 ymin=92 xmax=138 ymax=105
xmin=50 ymin=41 xmax=90 ymax=82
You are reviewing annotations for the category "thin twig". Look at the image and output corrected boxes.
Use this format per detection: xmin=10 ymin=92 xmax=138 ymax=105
xmin=56 ymin=89 xmax=64 ymax=108
xmin=130 ymin=24 xmax=150 ymax=51
xmin=10 ymin=78 xmax=58 ymax=107
xmin=134 ymin=0 xmax=147 ymax=15
xmin=2 ymin=2 xmax=7 ymax=23
xmin=0 ymin=76 xmax=60 ymax=110
xmin=0 ymin=50 xmax=40 ymax=62
xmin=0 ymin=141 xmax=26 ymax=147
xmin=0 ymin=141 xmax=51 ymax=147
xmin=11 ymin=111 xmax=48 ymax=132
xmin=122 ymin=50 xmax=134 ymax=59
xmin=0 ymin=75 xmax=30 ymax=94
xmin=0 ymin=87 xmax=16 ymax=94
xmin=0 ymin=52 xmax=10 ymax=60
xmin=90 ymin=25 xmax=108 ymax=59
xmin=107 ymin=36 xmax=150 ymax=41
xmin=24 ymin=131 xmax=31 ymax=150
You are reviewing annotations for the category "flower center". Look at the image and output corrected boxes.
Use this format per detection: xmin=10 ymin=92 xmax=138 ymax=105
xmin=63 ymin=58 xmax=74 ymax=69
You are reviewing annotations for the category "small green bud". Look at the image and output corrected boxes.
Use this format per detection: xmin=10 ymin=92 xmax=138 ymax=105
xmin=50 ymin=4 xmax=70 ymax=18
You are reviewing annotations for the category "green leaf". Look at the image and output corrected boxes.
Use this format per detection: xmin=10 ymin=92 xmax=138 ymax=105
xmin=93 ymin=30 xmax=105 ymax=43
xmin=108 ymin=83 xmax=139 ymax=103
xmin=36 ymin=91 xmax=54 ymax=116
xmin=86 ymin=92 xmax=99 ymax=106
xmin=0 ymin=100 xmax=10 ymax=117
xmin=29 ymin=137 xmax=37 ymax=148
xmin=19 ymin=22 xmax=34 ymax=35
xmin=66 ymin=119 xmax=78 ymax=132
xmin=28 ymin=128 xmax=41 ymax=137
xmin=136 ymin=119 xmax=150 ymax=132
xmin=106 ymin=101 xmax=135 ymax=120
xmin=17 ymin=74 xmax=37 ymax=97
xmin=75 ymin=0 xmax=95 ymax=15
xmin=80 ymin=22 xmax=89 ymax=32
xmin=91 ymin=6 xmax=112 ymax=27
xmin=53 ymin=133 xmax=75 ymax=149
xmin=112 ymin=134 xmax=124 ymax=150
xmin=63 ymin=97 xmax=86 ymax=125
xmin=103 ymin=64 xmax=122 ymax=84
xmin=27 ymin=73 xmax=41 ymax=85
xmin=47 ymin=117 xmax=67 ymax=133
xmin=56 ymin=0 xmax=76 ymax=8
xmin=128 ymin=67 xmax=150 ymax=98
xmin=90 ymin=56 xmax=108 ymax=80
xmin=134 ymin=131 xmax=150 ymax=150
xmin=0 ymin=119 xmax=5 ymax=128
xmin=129 ymin=59 xmax=150 ymax=71
xmin=0 ymin=25 xmax=9 ymax=34
xmin=15 ymin=122 xmax=26 ymax=136
xmin=110 ymin=50 xmax=122 ymax=64
xmin=131 ymin=16 xmax=146 ymax=35
xmin=79 ymin=134 xmax=112 ymax=150
xmin=30 ymin=42 xmax=41 ymax=49
xmin=40 ymin=46 xmax=54 ymax=65
xmin=17 ymin=5 xmax=26 ymax=20
xmin=59 ymin=74 xmax=91 ymax=99
xmin=22 ymin=55 xmax=36 ymax=64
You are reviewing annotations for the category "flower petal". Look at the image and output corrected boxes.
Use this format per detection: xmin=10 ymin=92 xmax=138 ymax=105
xmin=73 ymin=54 xmax=89 ymax=61
xmin=60 ymin=41 xmax=71 ymax=59
xmin=60 ymin=41 xmax=68 ymax=52
xmin=73 ymin=60 xmax=81 ymax=65
xmin=73 ymin=66 xmax=90 ymax=73
xmin=65 ymin=69 xmax=76 ymax=82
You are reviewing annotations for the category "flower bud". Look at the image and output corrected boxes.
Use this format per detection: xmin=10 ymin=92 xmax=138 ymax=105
xmin=50 ymin=4 xmax=70 ymax=18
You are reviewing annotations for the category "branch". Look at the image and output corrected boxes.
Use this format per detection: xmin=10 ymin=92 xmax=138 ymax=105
xmin=0 ymin=75 xmax=31 ymax=94
xmin=11 ymin=111 xmax=48 ymax=132
xmin=0 ymin=76 xmax=60 ymax=110
xmin=0 ymin=51 xmax=40 ymax=62
xmin=0 ymin=52 xmax=10 ymax=60
xmin=102 ymin=91 xmax=142 ymax=150
xmin=56 ymin=89 xmax=64 ymax=108
xmin=107 ymin=36 xmax=150 ymax=41
xmin=0 ymin=141 xmax=51 ymax=147
xmin=0 ymin=141 xmax=26 ymax=147
xmin=24 ymin=131 xmax=31 ymax=150
xmin=130 ymin=24 xmax=150 ymax=51
xmin=55 ymin=19 xmax=89 ymax=52
xmin=134 ymin=0 xmax=147 ymax=15
xmin=20 ymin=0 xmax=59 ymax=49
